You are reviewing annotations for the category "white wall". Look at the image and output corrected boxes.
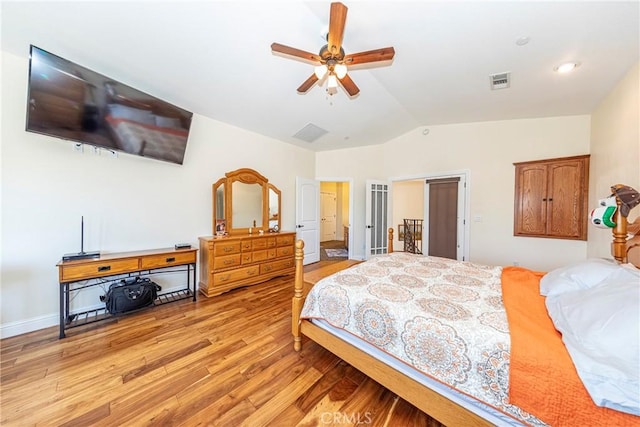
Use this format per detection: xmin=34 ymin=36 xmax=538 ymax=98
xmin=318 ymin=116 xmax=592 ymax=270
xmin=588 ymin=62 xmax=640 ymax=259
xmin=0 ymin=51 xmax=315 ymax=337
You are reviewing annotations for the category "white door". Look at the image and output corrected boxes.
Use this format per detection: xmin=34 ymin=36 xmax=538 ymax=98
xmin=320 ymin=191 xmax=337 ymax=242
xmin=296 ymin=177 xmax=320 ymax=265
xmin=365 ymin=180 xmax=390 ymax=259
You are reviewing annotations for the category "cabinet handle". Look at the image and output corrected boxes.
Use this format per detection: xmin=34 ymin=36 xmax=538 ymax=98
xmin=548 ymin=198 xmax=553 ymax=201
xmin=98 ymin=266 xmax=111 ymax=272
xmin=264 ymin=265 xmax=272 ymax=272
xmin=166 ymin=257 xmax=175 ymax=263
xmin=224 ymin=247 xmax=233 ymax=253
xmin=224 ymin=259 xmax=235 ymax=265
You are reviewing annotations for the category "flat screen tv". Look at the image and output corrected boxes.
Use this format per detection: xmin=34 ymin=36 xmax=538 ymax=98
xmin=26 ymin=45 xmax=193 ymax=165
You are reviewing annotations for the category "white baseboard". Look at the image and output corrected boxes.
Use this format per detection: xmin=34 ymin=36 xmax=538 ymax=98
xmin=1 ymin=313 xmax=59 ymax=339
xmin=0 ymin=285 xmax=190 ymax=339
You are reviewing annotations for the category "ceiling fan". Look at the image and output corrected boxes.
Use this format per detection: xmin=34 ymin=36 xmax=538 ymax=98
xmin=271 ymin=2 xmax=395 ymax=97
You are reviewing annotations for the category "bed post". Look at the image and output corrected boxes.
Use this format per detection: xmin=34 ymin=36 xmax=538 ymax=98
xmin=388 ymin=228 xmax=394 ymax=253
xmin=612 ymin=192 xmax=628 ymax=263
xmin=292 ymin=240 xmax=305 ymax=351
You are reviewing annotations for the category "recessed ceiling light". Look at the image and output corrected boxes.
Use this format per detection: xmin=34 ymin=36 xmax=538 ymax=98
xmin=515 ymin=36 xmax=530 ymax=46
xmin=554 ymin=61 xmax=581 ymax=73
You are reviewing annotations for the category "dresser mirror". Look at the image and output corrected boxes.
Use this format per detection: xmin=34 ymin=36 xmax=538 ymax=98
xmin=268 ymin=184 xmax=281 ymax=231
xmin=212 ymin=168 xmax=281 ymax=235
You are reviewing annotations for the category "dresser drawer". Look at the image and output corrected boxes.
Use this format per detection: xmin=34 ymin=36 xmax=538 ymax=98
xmin=260 ymin=258 xmax=295 ymax=275
xmin=141 ymin=251 xmax=196 ymax=269
xmin=252 ymin=238 xmax=268 ymax=250
xmin=214 ymin=242 xmax=241 ymax=256
xmin=213 ymin=254 xmax=241 ymax=270
xmin=213 ymin=266 xmax=260 ymax=286
xmin=266 ymin=238 xmax=277 ymax=248
xmin=241 ymin=253 xmax=253 ymax=264
xmin=61 ymin=258 xmax=139 ymax=282
xmin=276 ymin=246 xmax=293 ymax=258
xmin=251 ymin=250 xmax=269 ymax=262
xmin=276 ymin=235 xmax=294 ymax=246
xmin=241 ymin=240 xmax=253 ymax=251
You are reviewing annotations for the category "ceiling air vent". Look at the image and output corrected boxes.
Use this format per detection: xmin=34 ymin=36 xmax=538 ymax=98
xmin=292 ymin=123 xmax=328 ymax=143
xmin=490 ymin=72 xmax=511 ymax=90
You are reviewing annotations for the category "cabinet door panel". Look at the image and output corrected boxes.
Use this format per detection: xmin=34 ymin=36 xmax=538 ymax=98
xmin=547 ymin=161 xmax=584 ymax=238
xmin=515 ymin=164 xmax=547 ymax=235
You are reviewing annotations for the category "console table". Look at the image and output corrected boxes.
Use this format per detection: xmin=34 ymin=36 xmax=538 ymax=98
xmin=56 ymin=247 xmax=197 ymax=338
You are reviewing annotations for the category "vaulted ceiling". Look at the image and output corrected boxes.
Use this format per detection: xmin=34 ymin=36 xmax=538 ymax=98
xmin=2 ymin=1 xmax=638 ymax=151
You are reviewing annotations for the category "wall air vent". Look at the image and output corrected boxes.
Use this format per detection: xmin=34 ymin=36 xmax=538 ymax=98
xmin=490 ymin=72 xmax=511 ymax=90
xmin=293 ymin=123 xmax=328 ymax=143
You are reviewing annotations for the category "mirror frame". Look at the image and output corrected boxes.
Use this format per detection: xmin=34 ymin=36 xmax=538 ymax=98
xmin=212 ymin=168 xmax=282 ymax=235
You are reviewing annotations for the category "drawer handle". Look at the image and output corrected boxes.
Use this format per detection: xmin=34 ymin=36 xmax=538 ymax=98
xmin=98 ymin=266 xmax=111 ymax=272
xmin=224 ymin=247 xmax=233 ymax=253
xmin=264 ymin=265 xmax=272 ymax=272
xmin=220 ymin=275 xmax=230 ymax=281
xmin=224 ymin=259 xmax=235 ymax=265
xmin=166 ymin=257 xmax=175 ymax=263
xmin=248 ymin=269 xmax=258 ymax=275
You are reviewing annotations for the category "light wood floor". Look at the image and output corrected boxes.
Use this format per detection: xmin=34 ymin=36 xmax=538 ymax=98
xmin=1 ymin=264 xmax=443 ymax=426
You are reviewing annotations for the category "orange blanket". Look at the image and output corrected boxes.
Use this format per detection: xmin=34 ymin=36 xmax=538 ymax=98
xmin=502 ymin=267 xmax=639 ymax=426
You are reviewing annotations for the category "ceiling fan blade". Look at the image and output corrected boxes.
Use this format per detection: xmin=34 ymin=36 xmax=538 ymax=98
xmin=344 ymin=47 xmax=395 ymax=66
xmin=327 ymin=2 xmax=348 ymax=56
xmin=271 ymin=43 xmax=322 ymax=63
xmin=297 ymin=74 xmax=319 ymax=93
xmin=338 ymin=73 xmax=359 ymax=96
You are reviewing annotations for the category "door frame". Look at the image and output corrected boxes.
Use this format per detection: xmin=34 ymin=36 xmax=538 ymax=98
xmin=316 ymin=177 xmax=354 ymax=259
xmin=390 ymin=170 xmax=470 ymax=261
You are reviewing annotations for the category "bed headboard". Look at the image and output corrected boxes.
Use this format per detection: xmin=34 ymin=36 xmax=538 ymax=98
xmin=611 ymin=184 xmax=640 ymax=268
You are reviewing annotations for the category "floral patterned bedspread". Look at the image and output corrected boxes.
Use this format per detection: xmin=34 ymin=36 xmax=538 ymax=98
xmin=300 ymin=252 xmax=544 ymax=425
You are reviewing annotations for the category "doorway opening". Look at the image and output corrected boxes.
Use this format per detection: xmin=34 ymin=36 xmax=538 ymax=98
xmin=319 ymin=181 xmax=351 ymax=262
xmin=391 ymin=171 xmax=469 ymax=261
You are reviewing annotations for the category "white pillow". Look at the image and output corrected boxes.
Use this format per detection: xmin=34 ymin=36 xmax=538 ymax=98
xmin=540 ymin=258 xmax=621 ymax=297
xmin=545 ymin=269 xmax=640 ymax=415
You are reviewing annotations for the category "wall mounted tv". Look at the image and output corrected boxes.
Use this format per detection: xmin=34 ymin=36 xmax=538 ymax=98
xmin=26 ymin=45 xmax=193 ymax=165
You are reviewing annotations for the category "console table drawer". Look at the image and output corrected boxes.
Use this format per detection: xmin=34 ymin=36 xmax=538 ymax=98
xmin=213 ymin=254 xmax=241 ymax=270
xmin=61 ymin=258 xmax=139 ymax=282
xmin=141 ymin=251 xmax=196 ymax=269
xmin=213 ymin=266 xmax=260 ymax=286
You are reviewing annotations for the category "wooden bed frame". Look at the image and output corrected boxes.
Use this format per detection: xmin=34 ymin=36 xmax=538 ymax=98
xmin=291 ymin=188 xmax=640 ymax=426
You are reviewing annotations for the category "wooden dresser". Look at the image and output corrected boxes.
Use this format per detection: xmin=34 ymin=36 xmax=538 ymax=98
xmin=198 ymin=231 xmax=296 ymax=297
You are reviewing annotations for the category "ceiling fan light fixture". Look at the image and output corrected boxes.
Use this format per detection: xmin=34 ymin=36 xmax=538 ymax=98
xmin=314 ymin=64 xmax=328 ymax=79
xmin=334 ymin=63 xmax=348 ymax=79
xmin=327 ymin=74 xmax=338 ymax=89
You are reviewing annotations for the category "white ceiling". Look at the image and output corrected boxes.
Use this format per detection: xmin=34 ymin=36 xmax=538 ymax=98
xmin=2 ymin=1 xmax=639 ymax=152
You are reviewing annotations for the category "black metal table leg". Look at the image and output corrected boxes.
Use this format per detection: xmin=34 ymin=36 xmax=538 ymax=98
xmin=59 ymin=282 xmax=66 ymax=339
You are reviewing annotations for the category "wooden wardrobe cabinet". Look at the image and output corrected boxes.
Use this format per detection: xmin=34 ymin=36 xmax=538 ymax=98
xmin=513 ymin=155 xmax=590 ymax=240
xmin=198 ymin=232 xmax=295 ymax=297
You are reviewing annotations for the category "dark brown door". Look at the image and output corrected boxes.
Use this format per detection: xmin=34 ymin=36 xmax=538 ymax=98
xmin=427 ymin=178 xmax=459 ymax=259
